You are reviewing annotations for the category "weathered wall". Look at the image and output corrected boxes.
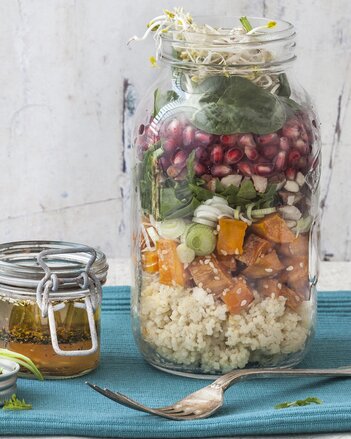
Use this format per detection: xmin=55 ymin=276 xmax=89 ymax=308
xmin=0 ymin=0 xmax=350 ymax=259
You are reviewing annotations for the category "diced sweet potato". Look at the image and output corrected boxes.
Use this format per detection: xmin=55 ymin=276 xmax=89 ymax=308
xmin=222 ymin=277 xmax=254 ymax=314
xmin=216 ymin=218 xmax=247 ymax=256
xmin=279 ymin=256 xmax=309 ymax=298
xmin=243 ymin=250 xmax=284 ymax=279
xmin=251 ymin=213 xmax=296 ymax=244
xmin=257 ymin=278 xmax=304 ymax=311
xmin=278 ymin=234 xmax=309 ymax=258
xmin=189 ymin=256 xmax=254 ymax=314
xmin=216 ymin=254 xmax=237 ymax=274
xmin=157 ymin=239 xmax=187 ymax=287
xmin=141 ymin=250 xmax=159 ymax=274
xmin=189 ymin=255 xmax=233 ymax=297
xmin=236 ymin=233 xmax=273 ymax=266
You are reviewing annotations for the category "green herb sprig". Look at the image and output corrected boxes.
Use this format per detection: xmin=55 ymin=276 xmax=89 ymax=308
xmin=275 ymin=397 xmax=323 ymax=410
xmin=2 ymin=394 xmax=32 ymax=411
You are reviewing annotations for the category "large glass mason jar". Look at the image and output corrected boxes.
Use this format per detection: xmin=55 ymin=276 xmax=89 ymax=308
xmin=131 ymin=16 xmax=321 ymax=376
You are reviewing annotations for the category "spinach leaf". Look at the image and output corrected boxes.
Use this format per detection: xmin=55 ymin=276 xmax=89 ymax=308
xmin=277 ymin=73 xmax=291 ymax=98
xmin=280 ymin=96 xmax=303 ymax=114
xmin=192 ymin=75 xmax=287 ymax=135
xmin=188 ymin=183 xmax=218 ymax=202
xmin=139 ymin=143 xmax=162 ymax=214
xmin=237 ymin=179 xmax=257 ymax=200
xmin=153 ymin=89 xmax=178 ymax=117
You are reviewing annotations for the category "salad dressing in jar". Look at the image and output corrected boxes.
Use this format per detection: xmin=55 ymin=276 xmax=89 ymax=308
xmin=0 ymin=241 xmax=108 ymax=378
xmin=131 ymin=11 xmax=320 ymax=376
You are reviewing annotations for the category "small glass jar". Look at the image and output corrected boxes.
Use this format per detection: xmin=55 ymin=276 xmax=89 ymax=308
xmin=131 ymin=16 xmax=321 ymax=376
xmin=0 ymin=241 xmax=108 ymax=379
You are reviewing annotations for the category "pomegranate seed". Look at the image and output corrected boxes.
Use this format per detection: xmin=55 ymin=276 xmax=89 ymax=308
xmin=167 ymin=165 xmax=182 ymax=178
xmin=282 ymin=120 xmax=300 ymax=140
xmin=172 ymin=150 xmax=188 ymax=166
xmin=195 ymin=131 xmax=214 ymax=146
xmin=159 ymin=156 xmax=171 ymax=170
xmin=201 ymin=174 xmax=212 ymax=183
xmin=258 ymin=133 xmax=279 ymax=145
xmin=238 ymin=134 xmax=256 ymax=148
xmin=210 ymin=144 xmax=224 ymax=164
xmin=261 ymin=144 xmax=278 ymax=159
xmin=195 ymin=146 xmax=208 ymax=161
xmin=138 ymin=124 xmax=145 ymax=135
xmin=288 ymin=149 xmax=301 ymax=166
xmin=293 ymin=138 xmax=309 ymax=155
xmin=220 ymin=134 xmax=238 ymax=147
xmin=279 ymin=136 xmax=290 ymax=151
xmin=297 ymin=156 xmax=308 ymax=170
xmin=237 ymin=162 xmax=253 ymax=176
xmin=211 ymin=165 xmax=232 ymax=177
xmin=274 ymin=151 xmax=288 ymax=171
xmin=162 ymin=138 xmax=178 ymax=154
xmin=194 ymin=162 xmax=206 ymax=176
xmin=254 ymin=163 xmax=274 ymax=176
xmin=182 ymin=125 xmax=195 ymax=147
xmin=285 ymin=167 xmax=297 ymax=180
xmin=174 ymin=167 xmax=188 ymax=181
xmin=165 ymin=118 xmax=182 ymax=140
xmin=245 ymin=146 xmax=259 ymax=161
xmin=224 ymin=148 xmax=243 ymax=164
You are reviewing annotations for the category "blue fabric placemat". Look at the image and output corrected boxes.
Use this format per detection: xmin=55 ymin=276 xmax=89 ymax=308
xmin=1 ymin=287 xmax=351 ymax=437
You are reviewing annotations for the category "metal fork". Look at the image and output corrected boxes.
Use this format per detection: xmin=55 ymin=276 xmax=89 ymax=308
xmin=86 ymin=367 xmax=351 ymax=420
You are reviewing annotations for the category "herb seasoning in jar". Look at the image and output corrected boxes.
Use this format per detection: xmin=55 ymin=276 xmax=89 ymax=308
xmin=0 ymin=241 xmax=108 ymax=379
xmin=131 ymin=11 xmax=320 ymax=376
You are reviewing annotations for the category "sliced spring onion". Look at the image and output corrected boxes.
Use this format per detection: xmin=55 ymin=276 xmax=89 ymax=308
xmin=0 ymin=349 xmax=43 ymax=381
xmin=192 ymin=217 xmax=217 ymax=228
xmin=251 ymin=207 xmax=277 ymax=217
xmin=210 ymin=204 xmax=235 ymax=216
xmin=157 ymin=219 xmax=186 ymax=239
xmin=205 ymin=196 xmax=228 ymax=205
xmin=185 ymin=224 xmax=216 ymax=256
xmin=176 ymin=243 xmax=196 ymax=264
xmin=294 ymin=216 xmax=313 ymax=234
xmin=180 ymin=223 xmax=195 ymax=243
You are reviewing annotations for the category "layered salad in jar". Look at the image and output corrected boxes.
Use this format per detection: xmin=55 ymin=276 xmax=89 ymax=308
xmin=132 ymin=10 xmax=320 ymax=374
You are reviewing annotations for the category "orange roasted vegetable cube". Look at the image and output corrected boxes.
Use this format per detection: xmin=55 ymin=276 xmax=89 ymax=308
xmin=257 ymin=278 xmax=304 ymax=311
xmin=216 ymin=254 xmax=237 ymax=274
xmin=278 ymin=234 xmax=309 ymax=258
xmin=251 ymin=213 xmax=296 ymax=244
xmin=236 ymin=233 xmax=273 ymax=266
xmin=222 ymin=276 xmax=254 ymax=314
xmin=280 ymin=255 xmax=309 ymax=298
xmin=157 ymin=239 xmax=187 ymax=287
xmin=243 ymin=250 xmax=284 ymax=279
xmin=141 ymin=250 xmax=159 ymax=274
xmin=217 ymin=218 xmax=247 ymax=256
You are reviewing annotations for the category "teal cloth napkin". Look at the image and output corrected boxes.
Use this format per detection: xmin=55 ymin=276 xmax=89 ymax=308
xmin=1 ymin=287 xmax=351 ymax=437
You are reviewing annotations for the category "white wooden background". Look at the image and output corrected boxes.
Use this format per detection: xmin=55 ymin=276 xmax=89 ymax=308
xmin=0 ymin=0 xmax=350 ymax=260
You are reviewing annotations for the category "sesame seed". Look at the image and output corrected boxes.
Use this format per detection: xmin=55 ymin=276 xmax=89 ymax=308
xmin=213 ymin=268 xmax=219 ymax=274
xmin=277 ymin=283 xmax=282 ymax=289
xmin=214 ymin=276 xmax=220 ymax=281
xmin=206 ymin=288 xmax=212 ymax=293
xmin=198 ymin=282 xmax=203 ymax=288
xmin=263 ymin=284 xmax=268 ymax=289
xmin=209 ymin=262 xmax=215 ymax=269
xmin=221 ymin=250 xmax=228 ymax=256
xmin=162 ymin=250 xmax=169 ymax=255
xmin=265 ymin=268 xmax=273 ymax=273
xmin=299 ymin=262 xmax=304 ymax=268
xmin=204 ymin=259 xmax=210 ymax=265
xmin=235 ymin=248 xmax=239 ymax=255
xmin=162 ymin=264 xmax=168 ymax=271
xmin=237 ymin=288 xmax=242 ymax=294
xmin=241 ymin=300 xmax=248 ymax=307
xmin=199 ymin=259 xmax=204 ymax=265
xmin=286 ymin=265 xmax=294 ymax=271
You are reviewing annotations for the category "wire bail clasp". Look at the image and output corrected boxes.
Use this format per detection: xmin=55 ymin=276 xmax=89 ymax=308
xmin=36 ymin=246 xmax=101 ymax=357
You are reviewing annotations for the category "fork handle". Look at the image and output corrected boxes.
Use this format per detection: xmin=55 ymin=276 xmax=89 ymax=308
xmin=214 ymin=367 xmax=351 ymax=390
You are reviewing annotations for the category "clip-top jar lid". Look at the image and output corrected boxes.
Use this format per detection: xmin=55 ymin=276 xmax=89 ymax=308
xmin=0 ymin=240 xmax=108 ymax=292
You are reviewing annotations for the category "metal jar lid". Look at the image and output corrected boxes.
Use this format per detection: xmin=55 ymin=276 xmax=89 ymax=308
xmin=0 ymin=240 xmax=108 ymax=294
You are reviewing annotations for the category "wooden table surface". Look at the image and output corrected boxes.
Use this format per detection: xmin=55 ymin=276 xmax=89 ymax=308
xmin=5 ymin=260 xmax=351 ymax=439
